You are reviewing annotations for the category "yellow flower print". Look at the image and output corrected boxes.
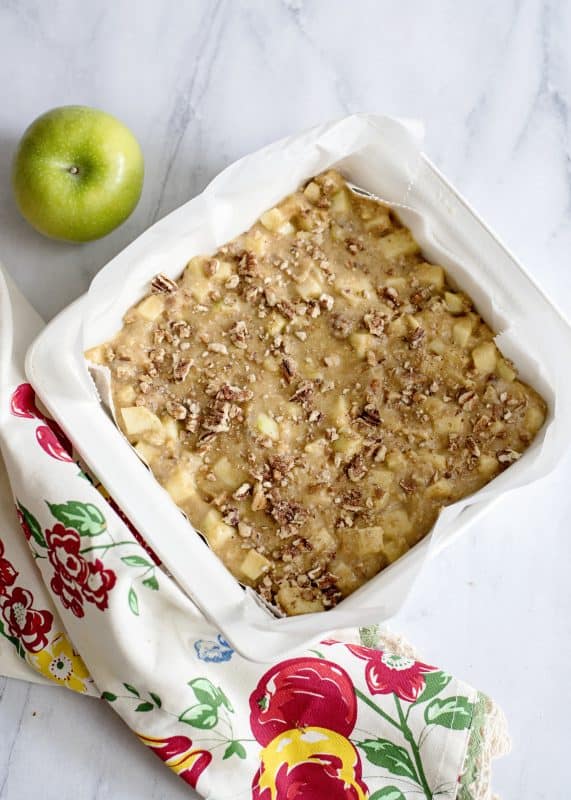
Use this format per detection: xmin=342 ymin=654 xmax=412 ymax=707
xmin=32 ymin=633 xmax=90 ymax=693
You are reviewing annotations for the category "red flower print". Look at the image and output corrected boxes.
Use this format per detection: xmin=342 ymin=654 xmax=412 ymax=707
xmin=250 ymin=658 xmax=357 ymax=746
xmin=138 ymin=734 xmax=212 ymax=789
xmin=347 ymin=645 xmax=435 ymax=703
xmin=10 ymin=383 xmax=42 ymax=419
xmin=46 ymin=524 xmax=89 ymax=617
xmin=0 ymin=540 xmax=18 ymax=595
xmin=82 ymin=559 xmax=116 ymax=611
xmin=46 ymin=524 xmax=116 ymax=617
xmin=1 ymin=587 xmax=53 ymax=652
xmin=36 ymin=425 xmax=73 ymax=462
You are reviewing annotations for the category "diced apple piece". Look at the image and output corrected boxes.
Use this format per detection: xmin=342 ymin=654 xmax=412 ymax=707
xmin=296 ymin=274 xmax=323 ymax=300
xmin=161 ymin=416 xmax=179 ymax=442
xmin=368 ymin=467 xmax=394 ymax=492
xmin=213 ymin=259 xmax=235 ymax=282
xmin=165 ymin=466 xmax=197 ymax=504
xmin=183 ymin=257 xmax=211 ymax=303
xmin=135 ymin=441 xmax=160 ymax=464
xmin=349 ymin=332 xmax=375 ymax=358
xmin=385 ymin=276 xmax=407 ymax=292
xmin=415 ymin=263 xmax=445 ymax=288
xmin=304 ymin=181 xmax=321 ymax=203
xmin=309 ymin=528 xmax=336 ymax=554
xmin=381 ymin=532 xmax=409 ymax=563
xmin=332 ymin=434 xmax=362 ymax=459
xmin=426 ymin=478 xmax=454 ymax=500
xmin=260 ymin=207 xmax=288 ymax=233
xmin=386 ymin=450 xmax=406 ymax=471
xmin=121 ymin=406 xmax=162 ymax=436
xmin=354 ymin=526 xmax=384 ymax=556
xmin=444 ymin=291 xmax=467 ymax=315
xmin=524 ymin=404 xmax=545 ymax=435
xmin=429 ymin=338 xmax=446 ymax=355
xmin=243 ymin=231 xmax=268 ymax=256
xmin=389 ymin=317 xmax=407 ymax=337
xmin=266 ymin=312 xmax=287 ymax=336
xmin=472 ymin=342 xmax=497 ymax=374
xmin=434 ymin=413 xmax=464 ymax=435
xmin=330 ymin=223 xmax=345 ymax=242
xmin=201 ymin=509 xmax=235 ymax=551
xmin=364 ymin=212 xmax=391 ymax=234
xmin=136 ymin=295 xmax=165 ymax=321
xmin=116 ymin=385 xmax=137 ymax=405
xmin=496 ymin=358 xmax=516 ymax=382
xmin=331 ymin=560 xmax=360 ymax=593
xmin=263 ymin=357 xmax=280 ymax=373
xmin=453 ymin=317 xmax=474 ymax=347
xmin=212 ymin=456 xmax=245 ymax=489
xmin=377 ymin=230 xmax=419 ymax=259
xmin=255 ymin=412 xmax=280 ymax=440
xmin=85 ymin=345 xmax=105 ymax=364
xmin=330 ymin=189 xmax=350 ymax=215
xmin=277 ymin=584 xmax=324 ymax=615
xmin=478 ymin=454 xmax=499 ymax=479
xmin=330 ymin=395 xmax=349 ymax=428
xmin=241 ymin=549 xmax=271 ymax=581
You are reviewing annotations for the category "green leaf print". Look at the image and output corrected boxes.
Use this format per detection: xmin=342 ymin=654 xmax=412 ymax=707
xmin=123 ymin=683 xmax=140 ymax=697
xmin=121 ymin=555 xmax=152 ymax=568
xmin=424 ymin=695 xmax=474 ymax=730
xmin=142 ymin=575 xmax=159 ymax=591
xmin=128 ymin=587 xmax=139 ymax=616
xmin=48 ymin=501 xmax=106 ymax=536
xmin=370 ymin=788 xmax=406 ymax=800
xmin=189 ymin=677 xmax=220 ymax=706
xmin=413 ymin=671 xmax=452 ymax=705
xmin=0 ymin=621 xmax=27 ymax=660
xmin=358 ymin=739 xmax=418 ymax=782
xmin=223 ymin=741 xmax=247 ymax=760
xmin=17 ymin=502 xmax=46 ymax=548
xmin=149 ymin=692 xmax=162 ymax=708
xmin=135 ymin=702 xmax=154 ymax=712
xmin=217 ymin=688 xmax=234 ymax=713
xmin=179 ymin=703 xmax=218 ymax=729
xmin=101 ymin=691 xmax=117 ymax=702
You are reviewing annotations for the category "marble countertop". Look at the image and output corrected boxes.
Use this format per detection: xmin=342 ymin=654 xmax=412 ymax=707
xmin=1 ymin=2 xmax=570 ymax=798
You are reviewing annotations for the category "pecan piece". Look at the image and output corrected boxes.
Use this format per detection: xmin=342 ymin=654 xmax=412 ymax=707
xmin=151 ymin=273 xmax=178 ymax=294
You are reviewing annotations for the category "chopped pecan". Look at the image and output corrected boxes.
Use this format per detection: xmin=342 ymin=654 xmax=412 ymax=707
xmin=399 ymin=477 xmax=416 ymax=494
xmin=171 ymin=320 xmax=192 ymax=339
xmin=347 ymin=454 xmax=368 ymax=482
xmin=363 ymin=311 xmax=386 ymax=337
xmin=497 ymin=448 xmax=521 ymax=465
xmin=233 ymin=482 xmax=252 ymax=500
xmin=173 ymin=358 xmax=193 ymax=383
xmin=251 ymin=482 xmax=267 ymax=511
xmin=358 ymin=404 xmax=382 ymax=426
xmin=216 ymin=383 xmax=253 ymax=403
xmin=229 ymin=320 xmax=249 ymax=349
xmin=165 ymin=400 xmax=187 ymax=420
xmin=202 ymin=399 xmax=231 ymax=433
xmin=331 ymin=314 xmax=354 ymax=338
xmin=276 ymin=300 xmax=296 ymax=320
xmin=407 ymin=327 xmax=425 ymax=349
xmin=380 ymin=286 xmax=401 ymax=308
xmin=237 ymin=251 xmax=258 ymax=278
xmin=151 ymin=273 xmax=178 ymax=294
xmin=281 ymin=357 xmax=297 ymax=383
xmin=290 ymin=381 xmax=314 ymax=403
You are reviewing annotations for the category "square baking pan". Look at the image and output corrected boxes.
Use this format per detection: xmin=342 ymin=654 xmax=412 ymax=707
xmin=26 ymin=115 xmax=571 ymax=661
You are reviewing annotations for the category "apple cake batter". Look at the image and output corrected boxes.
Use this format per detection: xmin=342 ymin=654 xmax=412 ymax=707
xmin=87 ymin=170 xmax=546 ymax=615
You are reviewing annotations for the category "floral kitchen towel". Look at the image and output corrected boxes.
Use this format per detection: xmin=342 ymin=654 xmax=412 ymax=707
xmin=0 ymin=264 xmax=509 ymax=799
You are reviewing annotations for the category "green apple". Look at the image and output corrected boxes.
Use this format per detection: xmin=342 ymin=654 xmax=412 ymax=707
xmin=12 ymin=105 xmax=144 ymax=242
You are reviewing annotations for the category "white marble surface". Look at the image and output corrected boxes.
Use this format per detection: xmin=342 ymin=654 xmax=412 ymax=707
xmin=1 ymin=1 xmax=570 ymax=798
